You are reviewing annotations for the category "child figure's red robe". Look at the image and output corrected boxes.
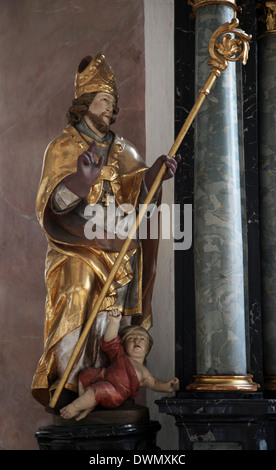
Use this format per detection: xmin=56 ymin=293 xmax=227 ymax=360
xmin=79 ymin=335 xmax=140 ymax=408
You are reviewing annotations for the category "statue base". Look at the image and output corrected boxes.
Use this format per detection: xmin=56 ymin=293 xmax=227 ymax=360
xmin=35 ymin=400 xmax=161 ymax=450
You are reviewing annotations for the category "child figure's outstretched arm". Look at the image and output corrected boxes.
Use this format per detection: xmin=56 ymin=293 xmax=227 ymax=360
xmin=103 ymin=309 xmax=122 ymax=343
xmin=141 ymin=370 xmax=180 ymax=393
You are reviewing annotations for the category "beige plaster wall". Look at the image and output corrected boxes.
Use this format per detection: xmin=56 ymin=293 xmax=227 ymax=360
xmin=144 ymin=0 xmax=178 ymax=450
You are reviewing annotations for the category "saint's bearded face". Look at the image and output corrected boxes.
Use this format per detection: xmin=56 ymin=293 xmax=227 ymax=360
xmin=85 ymin=92 xmax=116 ymax=136
xmin=86 ymin=110 xmax=110 ymax=134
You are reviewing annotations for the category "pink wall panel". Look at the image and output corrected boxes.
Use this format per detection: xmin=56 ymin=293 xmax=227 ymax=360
xmin=0 ymin=0 xmax=145 ymax=449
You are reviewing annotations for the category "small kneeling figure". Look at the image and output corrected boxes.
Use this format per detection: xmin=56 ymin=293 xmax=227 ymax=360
xmin=60 ymin=310 xmax=179 ymax=421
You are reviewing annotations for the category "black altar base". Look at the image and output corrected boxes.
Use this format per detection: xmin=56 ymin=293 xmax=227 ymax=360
xmin=156 ymin=393 xmax=276 ymax=450
xmin=35 ymin=401 xmax=161 ymax=450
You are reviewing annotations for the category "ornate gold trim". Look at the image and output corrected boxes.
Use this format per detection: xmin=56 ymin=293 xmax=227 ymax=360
xmin=186 ymin=374 xmax=260 ymax=391
xmin=264 ymin=376 xmax=276 ymax=390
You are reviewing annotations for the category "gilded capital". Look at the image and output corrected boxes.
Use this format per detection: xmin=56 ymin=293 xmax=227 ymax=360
xmin=257 ymin=1 xmax=276 ymax=33
xmin=188 ymin=0 xmax=241 ymax=16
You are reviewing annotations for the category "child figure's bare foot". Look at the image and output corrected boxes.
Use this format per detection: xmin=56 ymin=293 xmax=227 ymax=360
xmin=60 ymin=388 xmax=96 ymax=421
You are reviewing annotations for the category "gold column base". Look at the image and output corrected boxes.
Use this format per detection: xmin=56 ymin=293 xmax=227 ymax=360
xmin=186 ymin=374 xmax=260 ymax=392
xmin=264 ymin=376 xmax=276 ymax=391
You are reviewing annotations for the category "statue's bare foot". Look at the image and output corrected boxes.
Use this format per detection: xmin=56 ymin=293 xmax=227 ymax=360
xmin=60 ymin=388 xmax=96 ymax=420
xmin=75 ymin=407 xmax=95 ymax=421
xmin=60 ymin=401 xmax=81 ymax=419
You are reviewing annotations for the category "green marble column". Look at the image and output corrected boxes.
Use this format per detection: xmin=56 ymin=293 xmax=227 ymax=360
xmin=258 ymin=8 xmax=276 ymax=391
xmin=187 ymin=1 xmax=258 ymax=391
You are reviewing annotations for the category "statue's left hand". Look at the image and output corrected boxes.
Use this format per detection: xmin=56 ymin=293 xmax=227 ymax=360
xmin=145 ymin=154 xmax=181 ymax=191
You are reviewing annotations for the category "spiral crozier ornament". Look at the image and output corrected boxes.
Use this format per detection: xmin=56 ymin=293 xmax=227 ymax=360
xmin=208 ymin=17 xmax=252 ymax=76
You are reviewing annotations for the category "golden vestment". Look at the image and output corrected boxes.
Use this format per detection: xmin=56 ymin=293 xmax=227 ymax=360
xmin=32 ymin=124 xmax=159 ymax=406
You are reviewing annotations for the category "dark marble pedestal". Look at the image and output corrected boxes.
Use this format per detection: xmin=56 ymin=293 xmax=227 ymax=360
xmin=35 ymin=402 xmax=161 ymax=450
xmin=156 ymin=393 xmax=276 ymax=450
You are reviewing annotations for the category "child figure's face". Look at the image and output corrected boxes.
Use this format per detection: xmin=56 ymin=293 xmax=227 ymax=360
xmin=124 ymin=330 xmax=150 ymax=362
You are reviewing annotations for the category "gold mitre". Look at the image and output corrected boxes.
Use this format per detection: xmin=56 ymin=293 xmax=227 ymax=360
xmin=74 ymin=52 xmax=118 ymax=101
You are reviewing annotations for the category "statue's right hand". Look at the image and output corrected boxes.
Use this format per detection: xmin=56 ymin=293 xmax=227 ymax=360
xmin=77 ymin=143 xmax=104 ymax=184
xmin=64 ymin=142 xmax=104 ymax=198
